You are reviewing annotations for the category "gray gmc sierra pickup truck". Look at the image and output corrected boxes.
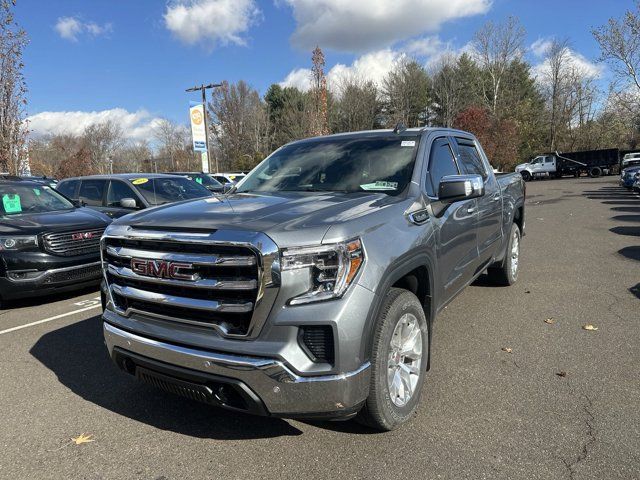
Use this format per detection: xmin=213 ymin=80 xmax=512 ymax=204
xmin=100 ymin=127 xmax=525 ymax=430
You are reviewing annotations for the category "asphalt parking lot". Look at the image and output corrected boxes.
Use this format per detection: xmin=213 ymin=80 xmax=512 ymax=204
xmin=0 ymin=177 xmax=638 ymax=480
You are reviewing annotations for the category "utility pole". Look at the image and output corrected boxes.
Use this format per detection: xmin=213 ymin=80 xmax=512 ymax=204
xmin=186 ymin=83 xmax=222 ymax=173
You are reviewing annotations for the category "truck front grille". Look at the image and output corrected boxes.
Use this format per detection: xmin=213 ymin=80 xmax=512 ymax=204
xmin=43 ymin=228 xmax=104 ymax=256
xmin=102 ymin=235 xmax=274 ymax=338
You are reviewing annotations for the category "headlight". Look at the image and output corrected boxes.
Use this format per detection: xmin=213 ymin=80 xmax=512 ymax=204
xmin=281 ymin=238 xmax=364 ymax=305
xmin=0 ymin=235 xmax=38 ymax=251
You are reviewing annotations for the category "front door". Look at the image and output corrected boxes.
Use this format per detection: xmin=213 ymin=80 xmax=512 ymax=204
xmin=426 ymin=136 xmax=479 ymax=305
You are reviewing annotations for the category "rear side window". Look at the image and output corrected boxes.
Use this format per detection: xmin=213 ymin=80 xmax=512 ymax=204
xmin=456 ymin=140 xmax=487 ymax=178
xmin=427 ymin=138 xmax=459 ymax=197
xmin=79 ymin=180 xmax=106 ymax=206
xmin=56 ymin=180 xmax=78 ymax=198
xmin=107 ymin=180 xmax=139 ymax=207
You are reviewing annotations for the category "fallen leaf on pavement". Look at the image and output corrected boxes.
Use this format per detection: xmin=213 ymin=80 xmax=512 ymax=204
xmin=582 ymin=324 xmax=598 ymax=331
xmin=544 ymin=318 xmax=555 ymax=324
xmin=524 ymin=290 xmax=531 ymax=294
xmin=556 ymin=371 xmax=567 ymax=377
xmin=501 ymin=347 xmax=513 ymax=353
xmin=71 ymin=433 xmax=94 ymax=445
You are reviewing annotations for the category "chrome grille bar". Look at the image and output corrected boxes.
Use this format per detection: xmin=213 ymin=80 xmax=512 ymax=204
xmin=107 ymin=264 xmax=257 ymax=290
xmin=105 ymin=245 xmax=256 ymax=266
xmin=112 ymin=284 xmax=254 ymax=313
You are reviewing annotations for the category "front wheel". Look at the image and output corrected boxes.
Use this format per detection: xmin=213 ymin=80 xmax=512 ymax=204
xmin=357 ymin=288 xmax=429 ymax=431
xmin=487 ymin=223 xmax=521 ymax=286
xmin=521 ymin=171 xmax=531 ymax=182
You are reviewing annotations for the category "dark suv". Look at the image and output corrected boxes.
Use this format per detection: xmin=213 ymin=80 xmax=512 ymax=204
xmin=0 ymin=178 xmax=111 ymax=307
xmin=56 ymin=174 xmax=213 ymax=219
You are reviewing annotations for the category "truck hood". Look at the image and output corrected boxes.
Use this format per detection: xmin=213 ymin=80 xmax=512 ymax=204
xmin=0 ymin=207 xmax=111 ymax=235
xmin=514 ymin=163 xmax=528 ymax=172
xmin=114 ymin=191 xmax=398 ymax=247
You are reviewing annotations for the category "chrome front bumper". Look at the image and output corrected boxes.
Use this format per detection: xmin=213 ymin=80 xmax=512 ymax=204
xmin=103 ymin=321 xmax=371 ymax=417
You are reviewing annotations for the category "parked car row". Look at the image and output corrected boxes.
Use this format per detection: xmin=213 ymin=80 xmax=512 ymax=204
xmin=0 ymin=170 xmax=243 ymax=308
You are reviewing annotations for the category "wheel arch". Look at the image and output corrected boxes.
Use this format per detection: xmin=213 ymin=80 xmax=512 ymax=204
xmin=360 ymin=252 xmax=436 ymax=371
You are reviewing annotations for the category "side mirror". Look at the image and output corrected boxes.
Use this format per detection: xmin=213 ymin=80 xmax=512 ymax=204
xmin=438 ymin=174 xmax=485 ymax=203
xmin=72 ymin=199 xmax=85 ymax=208
xmin=119 ymin=198 xmax=137 ymax=209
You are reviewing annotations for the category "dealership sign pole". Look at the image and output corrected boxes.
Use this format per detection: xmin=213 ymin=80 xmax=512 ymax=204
xmin=186 ymin=83 xmax=222 ymax=174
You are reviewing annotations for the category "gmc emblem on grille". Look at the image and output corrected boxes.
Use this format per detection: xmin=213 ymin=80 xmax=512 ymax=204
xmin=130 ymin=258 xmax=196 ymax=281
xmin=72 ymin=232 xmax=95 ymax=240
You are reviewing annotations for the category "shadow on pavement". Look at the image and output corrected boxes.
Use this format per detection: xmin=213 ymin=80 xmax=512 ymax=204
xmin=611 ymin=215 xmax=640 ymax=223
xmin=611 ymin=206 xmax=640 ymax=213
xmin=631 ymin=284 xmax=640 ymax=300
xmin=1 ymin=285 xmax=99 ymax=310
xmin=618 ymin=246 xmax=640 ymax=262
xmin=30 ymin=316 xmax=304 ymax=440
xmin=610 ymin=226 xmax=640 ymax=237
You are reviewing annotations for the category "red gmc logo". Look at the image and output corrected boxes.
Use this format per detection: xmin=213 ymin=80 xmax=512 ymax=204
xmin=130 ymin=258 xmax=196 ymax=281
xmin=72 ymin=232 xmax=95 ymax=240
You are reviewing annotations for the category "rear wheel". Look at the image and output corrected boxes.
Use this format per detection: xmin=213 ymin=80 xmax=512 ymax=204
xmin=357 ymin=288 xmax=428 ymax=431
xmin=487 ymin=223 xmax=521 ymax=286
xmin=590 ymin=167 xmax=602 ymax=178
xmin=521 ymin=171 xmax=531 ymax=182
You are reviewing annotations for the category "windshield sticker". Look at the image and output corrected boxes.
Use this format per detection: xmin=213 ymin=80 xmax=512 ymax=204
xmin=360 ymin=181 xmax=399 ymax=191
xmin=401 ymin=140 xmax=416 ymax=147
xmin=195 ymin=177 xmax=203 ymax=184
xmin=2 ymin=193 xmax=22 ymax=213
xmin=131 ymin=178 xmax=149 ymax=185
xmin=33 ymin=188 xmax=41 ymax=196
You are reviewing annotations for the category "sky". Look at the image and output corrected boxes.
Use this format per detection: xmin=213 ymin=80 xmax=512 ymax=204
xmin=15 ymin=0 xmax=634 ymax=143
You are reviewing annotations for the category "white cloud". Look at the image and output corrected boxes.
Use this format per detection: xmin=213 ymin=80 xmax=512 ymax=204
xmin=55 ymin=16 xmax=112 ymax=42
xmin=530 ymin=38 xmax=604 ymax=80
xmin=404 ymin=36 xmax=445 ymax=57
xmin=282 ymin=0 xmax=491 ymax=53
xmin=280 ymin=49 xmax=404 ymax=93
xmin=27 ymin=109 xmax=162 ymax=142
xmin=164 ymin=0 xmax=261 ymax=49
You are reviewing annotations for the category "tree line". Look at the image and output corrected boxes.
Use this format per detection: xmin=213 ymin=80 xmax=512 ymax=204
xmin=2 ymin=3 xmax=639 ymax=177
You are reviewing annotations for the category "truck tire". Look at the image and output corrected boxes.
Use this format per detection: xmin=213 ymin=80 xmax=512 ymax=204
xmin=521 ymin=171 xmax=531 ymax=182
xmin=487 ymin=223 xmax=521 ymax=286
xmin=357 ymin=288 xmax=428 ymax=431
xmin=590 ymin=167 xmax=602 ymax=178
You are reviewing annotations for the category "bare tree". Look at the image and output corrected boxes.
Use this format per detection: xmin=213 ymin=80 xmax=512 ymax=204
xmin=473 ymin=16 xmax=525 ymax=116
xmin=592 ymin=2 xmax=640 ymax=93
xmin=153 ymin=118 xmax=190 ymax=171
xmin=82 ymin=121 xmax=124 ymax=173
xmin=310 ymin=46 xmax=329 ymax=136
xmin=0 ymin=0 xmax=28 ymax=173
xmin=429 ymin=54 xmax=463 ymax=127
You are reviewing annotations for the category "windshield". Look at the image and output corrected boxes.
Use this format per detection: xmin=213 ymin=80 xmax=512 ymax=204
xmin=237 ymin=136 xmax=420 ymax=196
xmin=183 ymin=173 xmax=223 ymax=188
xmin=131 ymin=177 xmax=212 ymax=205
xmin=0 ymin=183 xmax=74 ymax=216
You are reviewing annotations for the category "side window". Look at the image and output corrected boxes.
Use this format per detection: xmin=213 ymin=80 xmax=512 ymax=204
xmin=456 ymin=140 xmax=487 ymax=179
xmin=56 ymin=180 xmax=78 ymax=198
xmin=427 ymin=138 xmax=460 ymax=197
xmin=107 ymin=180 xmax=138 ymax=208
xmin=78 ymin=180 xmax=106 ymax=206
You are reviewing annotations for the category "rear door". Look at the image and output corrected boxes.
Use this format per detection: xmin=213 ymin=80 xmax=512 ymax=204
xmin=454 ymin=137 xmax=502 ymax=267
xmin=426 ymin=136 xmax=479 ymax=304
xmin=78 ymin=179 xmax=108 ymax=214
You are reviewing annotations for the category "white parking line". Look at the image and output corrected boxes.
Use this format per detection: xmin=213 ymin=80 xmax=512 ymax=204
xmin=0 ymin=304 xmax=101 ymax=336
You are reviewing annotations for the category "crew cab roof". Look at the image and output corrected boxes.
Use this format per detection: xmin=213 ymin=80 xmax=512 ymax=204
xmin=285 ymin=127 xmax=475 ymax=146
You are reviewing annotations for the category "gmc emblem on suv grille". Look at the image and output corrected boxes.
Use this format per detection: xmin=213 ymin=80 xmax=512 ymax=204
xmin=130 ymin=258 xmax=196 ymax=281
xmin=72 ymin=232 xmax=95 ymax=240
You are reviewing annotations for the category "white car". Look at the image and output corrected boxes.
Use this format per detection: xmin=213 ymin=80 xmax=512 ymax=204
xmin=211 ymin=173 xmax=246 ymax=186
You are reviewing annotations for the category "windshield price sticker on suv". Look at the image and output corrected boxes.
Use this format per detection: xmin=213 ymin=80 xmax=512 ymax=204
xmin=2 ymin=194 xmax=22 ymax=213
xmin=131 ymin=178 xmax=149 ymax=185
xmin=360 ymin=181 xmax=398 ymax=191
